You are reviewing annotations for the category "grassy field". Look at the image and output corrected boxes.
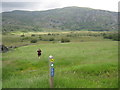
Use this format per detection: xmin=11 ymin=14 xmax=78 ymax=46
xmin=2 ymin=31 xmax=111 ymax=47
xmin=2 ymin=40 xmax=118 ymax=88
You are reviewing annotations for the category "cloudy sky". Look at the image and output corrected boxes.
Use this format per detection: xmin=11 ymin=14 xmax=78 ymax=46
xmin=1 ymin=0 xmax=120 ymax=12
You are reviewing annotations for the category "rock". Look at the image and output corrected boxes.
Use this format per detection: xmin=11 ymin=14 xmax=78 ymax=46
xmin=0 ymin=45 xmax=9 ymax=53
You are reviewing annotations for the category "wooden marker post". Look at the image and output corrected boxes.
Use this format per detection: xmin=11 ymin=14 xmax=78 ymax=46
xmin=49 ymin=55 xmax=54 ymax=88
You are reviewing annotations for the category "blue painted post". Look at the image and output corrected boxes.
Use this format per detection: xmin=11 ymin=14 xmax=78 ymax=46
xmin=49 ymin=55 xmax=54 ymax=88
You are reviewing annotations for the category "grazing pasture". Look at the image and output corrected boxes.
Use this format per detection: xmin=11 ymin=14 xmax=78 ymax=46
xmin=2 ymin=39 xmax=118 ymax=88
xmin=2 ymin=31 xmax=112 ymax=47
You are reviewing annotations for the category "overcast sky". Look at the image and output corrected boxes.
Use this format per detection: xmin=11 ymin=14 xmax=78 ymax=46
xmin=1 ymin=0 xmax=120 ymax=12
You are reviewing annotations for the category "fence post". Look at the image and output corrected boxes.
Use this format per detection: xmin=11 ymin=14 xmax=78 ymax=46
xmin=49 ymin=55 xmax=54 ymax=88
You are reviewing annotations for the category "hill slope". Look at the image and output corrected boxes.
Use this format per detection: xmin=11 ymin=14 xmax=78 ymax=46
xmin=2 ymin=6 xmax=118 ymax=32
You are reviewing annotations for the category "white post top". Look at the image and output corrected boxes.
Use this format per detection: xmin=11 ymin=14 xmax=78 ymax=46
xmin=49 ymin=55 xmax=54 ymax=59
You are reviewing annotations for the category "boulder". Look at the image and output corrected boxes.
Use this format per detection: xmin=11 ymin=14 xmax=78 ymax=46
xmin=0 ymin=45 xmax=9 ymax=53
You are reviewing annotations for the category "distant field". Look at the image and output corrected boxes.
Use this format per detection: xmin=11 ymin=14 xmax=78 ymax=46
xmin=10 ymin=31 xmax=111 ymax=35
xmin=2 ymin=41 xmax=118 ymax=88
xmin=2 ymin=31 xmax=111 ymax=47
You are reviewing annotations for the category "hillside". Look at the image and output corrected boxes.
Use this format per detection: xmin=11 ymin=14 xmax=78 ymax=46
xmin=2 ymin=6 xmax=118 ymax=32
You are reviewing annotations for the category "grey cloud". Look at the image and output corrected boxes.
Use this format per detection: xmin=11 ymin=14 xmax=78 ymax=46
xmin=2 ymin=2 xmax=43 ymax=12
xmin=44 ymin=2 xmax=61 ymax=9
xmin=1 ymin=1 xmax=62 ymax=12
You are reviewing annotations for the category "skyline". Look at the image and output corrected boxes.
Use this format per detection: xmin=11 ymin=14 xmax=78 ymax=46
xmin=1 ymin=0 xmax=120 ymax=12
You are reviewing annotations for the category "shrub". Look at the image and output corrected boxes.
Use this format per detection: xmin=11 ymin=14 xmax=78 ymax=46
xmin=103 ymin=33 xmax=120 ymax=41
xmin=21 ymin=37 xmax=29 ymax=42
xmin=61 ymin=38 xmax=70 ymax=43
xmin=112 ymin=34 xmax=120 ymax=41
xmin=49 ymin=38 xmax=55 ymax=41
xmin=66 ymin=34 xmax=72 ymax=37
xmin=30 ymin=39 xmax=37 ymax=43
xmin=31 ymin=34 xmax=35 ymax=37
xmin=39 ymin=36 xmax=42 ymax=40
xmin=48 ymin=33 xmax=51 ymax=35
xmin=21 ymin=35 xmax=25 ymax=37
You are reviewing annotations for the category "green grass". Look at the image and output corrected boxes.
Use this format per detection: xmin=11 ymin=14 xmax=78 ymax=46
xmin=2 ymin=41 xmax=118 ymax=88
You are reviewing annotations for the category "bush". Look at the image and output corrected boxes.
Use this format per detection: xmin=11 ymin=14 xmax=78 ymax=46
xmin=39 ymin=37 xmax=42 ymax=40
xmin=103 ymin=33 xmax=120 ymax=41
xmin=21 ymin=37 xmax=30 ymax=42
xmin=21 ymin=35 xmax=25 ymax=37
xmin=48 ymin=33 xmax=51 ymax=35
xmin=31 ymin=34 xmax=36 ymax=37
xmin=61 ymin=38 xmax=70 ymax=43
xmin=30 ymin=39 xmax=37 ymax=43
xmin=66 ymin=34 xmax=72 ymax=37
xmin=112 ymin=34 xmax=120 ymax=41
xmin=49 ymin=38 xmax=55 ymax=41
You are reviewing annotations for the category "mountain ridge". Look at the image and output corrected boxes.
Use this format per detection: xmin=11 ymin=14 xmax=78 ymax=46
xmin=2 ymin=6 xmax=118 ymax=32
xmin=4 ymin=6 xmax=117 ymax=13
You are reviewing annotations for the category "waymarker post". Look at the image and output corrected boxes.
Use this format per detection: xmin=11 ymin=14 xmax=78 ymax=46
xmin=49 ymin=55 xmax=55 ymax=88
